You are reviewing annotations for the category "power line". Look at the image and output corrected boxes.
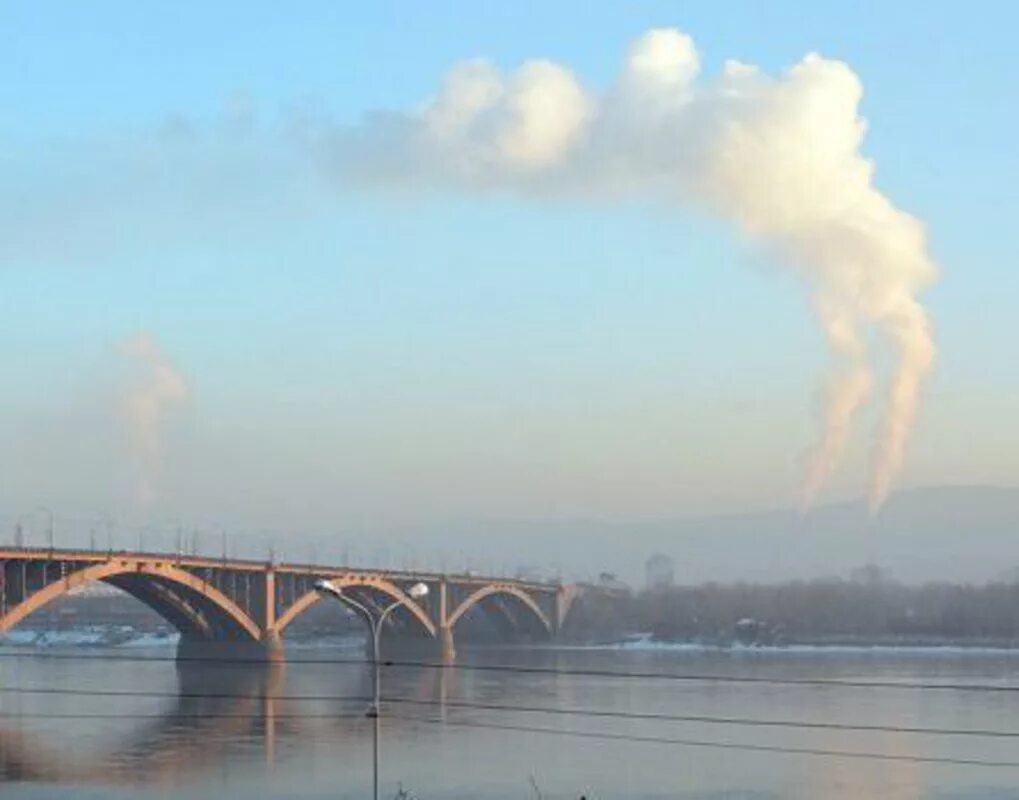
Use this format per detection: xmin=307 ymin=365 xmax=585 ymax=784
xmin=394 ymin=697 xmax=1019 ymax=739
xmin=0 ymin=686 xmax=347 ymax=702
xmin=392 ymin=657 xmax=1019 ymax=694
xmin=4 ymin=648 xmax=1019 ymax=694
xmin=385 ymin=713 xmax=1019 ymax=769
xmin=0 ymin=713 xmax=366 ymax=725
xmin=6 ymin=709 xmax=1019 ymax=770
xmin=5 ymin=685 xmax=1019 ymax=740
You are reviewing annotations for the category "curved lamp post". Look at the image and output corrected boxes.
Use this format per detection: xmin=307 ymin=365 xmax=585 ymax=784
xmin=314 ymin=578 xmax=428 ymax=800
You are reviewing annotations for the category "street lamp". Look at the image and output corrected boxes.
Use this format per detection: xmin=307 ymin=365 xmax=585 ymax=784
xmin=314 ymin=578 xmax=428 ymax=800
xmin=13 ymin=512 xmax=33 ymax=548
xmin=97 ymin=513 xmax=114 ymax=553
xmin=36 ymin=506 xmax=54 ymax=550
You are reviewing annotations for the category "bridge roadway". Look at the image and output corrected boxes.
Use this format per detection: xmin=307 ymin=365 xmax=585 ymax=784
xmin=0 ymin=547 xmax=583 ymax=662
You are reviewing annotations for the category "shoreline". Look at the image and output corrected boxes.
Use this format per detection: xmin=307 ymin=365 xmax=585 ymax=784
xmin=9 ymin=627 xmax=1019 ymax=657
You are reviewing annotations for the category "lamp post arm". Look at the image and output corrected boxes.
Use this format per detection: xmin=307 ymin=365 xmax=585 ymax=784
xmin=374 ymin=599 xmax=409 ymax=702
xmin=334 ymin=592 xmax=383 ymax=707
xmin=377 ymin=599 xmax=404 ymax=634
xmin=335 ymin=592 xmax=376 ymax=633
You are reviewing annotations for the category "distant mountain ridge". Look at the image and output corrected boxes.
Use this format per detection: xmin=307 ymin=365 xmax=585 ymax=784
xmin=433 ymin=485 xmax=1019 ymax=586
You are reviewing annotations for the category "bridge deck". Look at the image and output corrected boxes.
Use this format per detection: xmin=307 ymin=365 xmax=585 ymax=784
xmin=0 ymin=547 xmax=561 ymax=592
xmin=0 ymin=547 xmax=589 ymax=662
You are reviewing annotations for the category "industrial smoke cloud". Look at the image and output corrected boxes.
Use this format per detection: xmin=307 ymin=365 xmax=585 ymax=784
xmin=330 ymin=28 xmax=937 ymax=510
xmin=121 ymin=332 xmax=190 ymax=509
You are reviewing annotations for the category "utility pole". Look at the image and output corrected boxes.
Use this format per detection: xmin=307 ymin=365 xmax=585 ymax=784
xmin=103 ymin=515 xmax=114 ymax=553
xmin=37 ymin=507 xmax=54 ymax=551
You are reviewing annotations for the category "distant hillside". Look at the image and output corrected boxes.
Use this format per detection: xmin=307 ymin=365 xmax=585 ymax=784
xmin=432 ymin=486 xmax=1019 ymax=586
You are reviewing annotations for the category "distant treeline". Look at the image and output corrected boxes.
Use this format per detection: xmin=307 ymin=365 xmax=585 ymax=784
xmin=566 ymin=569 xmax=1019 ymax=647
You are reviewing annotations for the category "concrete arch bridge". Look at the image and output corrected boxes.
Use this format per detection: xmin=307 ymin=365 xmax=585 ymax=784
xmin=0 ymin=547 xmax=588 ymax=661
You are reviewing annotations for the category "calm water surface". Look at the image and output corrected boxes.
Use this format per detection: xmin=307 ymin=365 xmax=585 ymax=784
xmin=4 ymin=642 xmax=1019 ymax=799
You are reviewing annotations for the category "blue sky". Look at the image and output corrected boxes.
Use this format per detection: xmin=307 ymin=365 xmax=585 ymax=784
xmin=1 ymin=1 xmax=1017 ymax=536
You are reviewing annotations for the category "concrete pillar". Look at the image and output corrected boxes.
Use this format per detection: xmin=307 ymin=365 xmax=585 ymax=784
xmin=440 ymin=624 xmax=456 ymax=663
xmin=177 ymin=634 xmax=284 ymax=663
xmin=439 ymin=579 xmax=456 ymax=663
xmin=262 ymin=629 xmax=286 ymax=663
xmin=264 ymin=568 xmax=277 ymax=631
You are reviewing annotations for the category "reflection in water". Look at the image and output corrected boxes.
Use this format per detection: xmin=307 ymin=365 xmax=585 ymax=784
xmin=4 ymin=646 xmax=1019 ymax=798
xmin=1 ymin=664 xmax=287 ymax=785
xmin=0 ymin=650 xmax=452 ymax=791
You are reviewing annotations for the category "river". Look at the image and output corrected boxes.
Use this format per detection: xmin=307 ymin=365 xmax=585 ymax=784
xmin=3 ymin=640 xmax=1019 ymax=798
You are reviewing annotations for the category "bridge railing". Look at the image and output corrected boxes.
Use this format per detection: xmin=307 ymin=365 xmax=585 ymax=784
xmin=0 ymin=512 xmax=574 ymax=585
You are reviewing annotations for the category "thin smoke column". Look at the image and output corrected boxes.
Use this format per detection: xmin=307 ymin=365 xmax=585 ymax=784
xmin=120 ymin=332 xmax=190 ymax=509
xmin=326 ymin=28 xmax=938 ymax=509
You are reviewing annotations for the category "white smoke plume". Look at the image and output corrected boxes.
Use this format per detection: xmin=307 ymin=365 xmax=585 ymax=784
xmin=120 ymin=332 xmax=190 ymax=509
xmin=326 ymin=28 xmax=937 ymax=510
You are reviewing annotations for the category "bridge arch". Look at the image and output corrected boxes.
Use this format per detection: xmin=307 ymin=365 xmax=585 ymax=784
xmin=271 ymin=575 xmax=437 ymax=638
xmin=556 ymin=583 xmax=582 ymax=630
xmin=447 ymin=583 xmax=552 ymax=635
xmin=0 ymin=559 xmax=261 ymax=642
xmin=104 ymin=574 xmax=215 ymax=639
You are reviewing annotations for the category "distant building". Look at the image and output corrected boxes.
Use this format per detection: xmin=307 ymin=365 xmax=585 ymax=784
xmin=849 ymin=563 xmax=889 ymax=585
xmin=645 ymin=553 xmax=675 ymax=590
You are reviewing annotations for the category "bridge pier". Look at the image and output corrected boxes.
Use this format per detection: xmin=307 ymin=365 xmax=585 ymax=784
xmin=440 ymin=625 xmax=456 ymax=663
xmin=176 ymin=634 xmax=285 ymax=664
xmin=437 ymin=579 xmax=456 ymax=662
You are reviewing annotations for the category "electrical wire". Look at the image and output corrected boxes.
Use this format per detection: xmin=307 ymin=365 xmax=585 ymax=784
xmin=0 ymin=711 xmax=367 ymax=721
xmin=3 ymin=648 xmax=1019 ymax=694
xmin=384 ymin=713 xmax=1019 ymax=769
xmin=4 ymin=686 xmax=1019 ymax=740
xmin=4 ymin=708 xmax=1018 ymax=770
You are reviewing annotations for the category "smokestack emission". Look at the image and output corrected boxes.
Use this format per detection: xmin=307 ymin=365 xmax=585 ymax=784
xmin=120 ymin=332 xmax=190 ymax=510
xmin=326 ymin=28 xmax=938 ymax=509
